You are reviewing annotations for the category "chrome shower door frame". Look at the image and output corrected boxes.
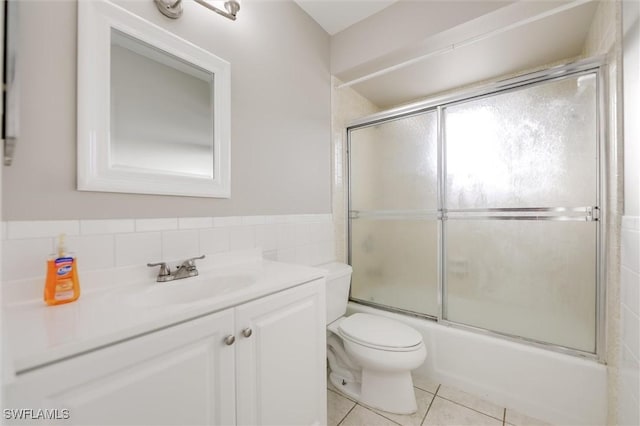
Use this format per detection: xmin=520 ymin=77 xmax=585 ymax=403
xmin=346 ymin=56 xmax=607 ymax=362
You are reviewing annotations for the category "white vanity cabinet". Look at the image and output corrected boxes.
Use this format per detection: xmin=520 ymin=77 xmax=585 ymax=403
xmin=4 ymin=279 xmax=326 ymax=426
xmin=235 ymin=279 xmax=326 ymax=426
xmin=5 ymin=309 xmax=237 ymax=425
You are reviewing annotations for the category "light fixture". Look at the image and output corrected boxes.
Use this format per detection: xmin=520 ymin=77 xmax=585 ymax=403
xmin=154 ymin=0 xmax=241 ymax=21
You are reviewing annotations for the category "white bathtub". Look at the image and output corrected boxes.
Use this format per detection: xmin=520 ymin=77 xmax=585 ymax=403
xmin=347 ymin=302 xmax=607 ymax=426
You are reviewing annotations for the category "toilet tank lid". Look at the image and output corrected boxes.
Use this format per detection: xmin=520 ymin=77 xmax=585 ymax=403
xmin=318 ymin=262 xmax=352 ymax=280
xmin=338 ymin=313 xmax=423 ymax=349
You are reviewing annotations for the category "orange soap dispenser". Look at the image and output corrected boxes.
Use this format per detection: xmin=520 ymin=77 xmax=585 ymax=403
xmin=44 ymin=234 xmax=80 ymax=306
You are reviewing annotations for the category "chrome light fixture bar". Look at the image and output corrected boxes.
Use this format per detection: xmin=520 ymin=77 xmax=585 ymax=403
xmin=154 ymin=0 xmax=241 ymax=21
xmin=194 ymin=0 xmax=240 ymax=20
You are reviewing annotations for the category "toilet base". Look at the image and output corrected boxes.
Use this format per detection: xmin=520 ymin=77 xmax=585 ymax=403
xmin=360 ymin=369 xmax=417 ymax=415
xmin=328 ymin=370 xmax=418 ymax=415
xmin=328 ymin=371 xmax=361 ymax=402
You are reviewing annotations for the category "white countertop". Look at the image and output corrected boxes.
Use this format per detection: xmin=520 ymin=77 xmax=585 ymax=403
xmin=3 ymin=258 xmax=325 ymax=376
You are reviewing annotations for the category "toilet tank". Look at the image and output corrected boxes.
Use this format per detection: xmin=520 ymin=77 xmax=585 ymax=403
xmin=319 ymin=262 xmax=353 ymax=323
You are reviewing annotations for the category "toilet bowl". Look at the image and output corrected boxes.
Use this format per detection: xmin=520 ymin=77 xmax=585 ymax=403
xmin=321 ymin=263 xmax=427 ymax=415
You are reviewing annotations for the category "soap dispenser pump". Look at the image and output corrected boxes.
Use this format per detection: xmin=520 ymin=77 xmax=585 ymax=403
xmin=44 ymin=234 xmax=80 ymax=306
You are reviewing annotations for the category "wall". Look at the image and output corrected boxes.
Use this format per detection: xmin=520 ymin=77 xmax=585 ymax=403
xmin=583 ymin=0 xmax=618 ymax=54
xmin=623 ymin=0 xmax=640 ymax=218
xmin=1 ymin=1 xmax=337 ymax=303
xmin=2 ymin=0 xmax=331 ymax=220
xmin=582 ymin=1 xmax=625 ymax=424
xmin=620 ymin=1 xmax=640 ymax=425
xmin=330 ymin=1 xmax=511 ymax=77
xmin=1 ymin=214 xmax=335 ymax=300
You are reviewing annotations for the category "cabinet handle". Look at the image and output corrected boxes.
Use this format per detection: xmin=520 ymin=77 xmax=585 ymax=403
xmin=224 ymin=335 xmax=236 ymax=345
xmin=242 ymin=328 xmax=253 ymax=338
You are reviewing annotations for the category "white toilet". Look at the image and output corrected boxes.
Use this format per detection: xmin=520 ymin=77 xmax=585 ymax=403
xmin=321 ymin=262 xmax=427 ymax=415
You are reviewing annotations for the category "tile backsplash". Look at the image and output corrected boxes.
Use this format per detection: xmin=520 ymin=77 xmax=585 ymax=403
xmin=2 ymin=214 xmax=335 ymax=289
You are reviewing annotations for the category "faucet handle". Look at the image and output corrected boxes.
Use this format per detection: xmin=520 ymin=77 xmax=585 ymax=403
xmin=147 ymin=261 xmax=171 ymax=277
xmin=181 ymin=255 xmax=205 ymax=269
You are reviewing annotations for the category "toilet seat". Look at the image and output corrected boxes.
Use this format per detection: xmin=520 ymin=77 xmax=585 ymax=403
xmin=338 ymin=313 xmax=423 ymax=352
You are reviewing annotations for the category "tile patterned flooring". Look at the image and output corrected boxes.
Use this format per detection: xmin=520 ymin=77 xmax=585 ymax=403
xmin=327 ymin=375 xmax=552 ymax=426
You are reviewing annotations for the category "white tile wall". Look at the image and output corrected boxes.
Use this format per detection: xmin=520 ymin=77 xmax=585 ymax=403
xmin=66 ymin=234 xmax=115 ymax=271
xmin=2 ymin=238 xmax=54 ymax=282
xmin=80 ymin=219 xmax=135 ymax=235
xmin=162 ymin=230 xmax=200 ymax=261
xmin=135 ymin=218 xmax=178 ymax=232
xmin=620 ymin=216 xmax=640 ymax=426
xmin=200 ymin=227 xmax=231 ymax=254
xmin=178 ymin=217 xmax=213 ymax=230
xmin=115 ymin=232 xmax=162 ymax=267
xmin=1 ymin=214 xmax=335 ymax=288
xmin=255 ymin=224 xmax=278 ymax=251
xmin=228 ymin=225 xmax=256 ymax=250
xmin=212 ymin=216 xmax=241 ymax=227
xmin=7 ymin=220 xmax=80 ymax=239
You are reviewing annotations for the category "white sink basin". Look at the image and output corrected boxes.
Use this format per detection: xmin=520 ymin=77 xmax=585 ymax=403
xmin=126 ymin=274 xmax=257 ymax=307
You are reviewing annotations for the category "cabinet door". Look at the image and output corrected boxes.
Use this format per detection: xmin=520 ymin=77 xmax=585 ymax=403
xmin=235 ymin=280 xmax=326 ymax=426
xmin=5 ymin=309 xmax=236 ymax=426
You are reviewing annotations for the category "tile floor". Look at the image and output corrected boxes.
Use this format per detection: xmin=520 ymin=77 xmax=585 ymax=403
xmin=327 ymin=374 xmax=552 ymax=426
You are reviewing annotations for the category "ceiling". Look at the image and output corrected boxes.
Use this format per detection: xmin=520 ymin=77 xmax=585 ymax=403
xmin=296 ymin=0 xmax=601 ymax=109
xmin=294 ymin=0 xmax=398 ymax=35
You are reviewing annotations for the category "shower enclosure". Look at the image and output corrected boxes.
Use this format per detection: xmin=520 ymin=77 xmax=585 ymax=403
xmin=347 ymin=59 xmax=604 ymax=358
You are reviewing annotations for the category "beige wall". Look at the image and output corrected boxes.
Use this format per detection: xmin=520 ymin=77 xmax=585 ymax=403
xmin=330 ymin=1 xmax=510 ymax=78
xmin=2 ymin=0 xmax=331 ymax=220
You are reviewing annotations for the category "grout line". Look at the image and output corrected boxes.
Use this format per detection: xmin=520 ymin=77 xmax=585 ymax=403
xmin=414 ymin=383 xmax=439 ymax=394
xmin=434 ymin=384 xmax=441 ymax=396
xmin=336 ymin=402 xmax=357 ymax=426
xmin=420 ymin=391 xmax=437 ymax=426
xmin=503 ymin=408 xmax=506 ymax=426
xmin=435 ymin=395 xmax=504 ymax=422
xmin=373 ymin=408 xmax=403 ymax=426
xmin=327 ymin=385 xmax=357 ymax=403
xmin=327 ymin=387 xmax=346 ymax=397
xmin=112 ymin=234 xmax=117 ymax=268
xmin=196 ymin=227 xmax=202 ymax=258
xmin=358 ymin=404 xmax=403 ymax=426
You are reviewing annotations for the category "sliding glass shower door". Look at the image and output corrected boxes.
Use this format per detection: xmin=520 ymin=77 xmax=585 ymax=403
xmin=349 ymin=111 xmax=439 ymax=317
xmin=347 ymin=64 xmax=602 ymax=355
xmin=443 ymin=74 xmax=598 ymax=353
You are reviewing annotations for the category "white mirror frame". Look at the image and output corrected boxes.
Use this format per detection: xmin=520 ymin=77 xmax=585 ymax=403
xmin=77 ymin=0 xmax=231 ymax=198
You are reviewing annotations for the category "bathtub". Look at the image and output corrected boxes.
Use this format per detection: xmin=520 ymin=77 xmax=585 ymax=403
xmin=347 ymin=302 xmax=607 ymax=426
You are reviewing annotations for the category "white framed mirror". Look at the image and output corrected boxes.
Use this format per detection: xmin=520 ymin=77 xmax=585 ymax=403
xmin=77 ymin=0 xmax=231 ymax=198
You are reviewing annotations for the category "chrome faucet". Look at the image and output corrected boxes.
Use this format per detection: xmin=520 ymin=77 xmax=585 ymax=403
xmin=147 ymin=255 xmax=206 ymax=283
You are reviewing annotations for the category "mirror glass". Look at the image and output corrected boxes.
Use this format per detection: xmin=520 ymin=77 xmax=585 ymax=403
xmin=110 ymin=30 xmax=214 ymax=178
xmin=77 ymin=0 xmax=230 ymax=198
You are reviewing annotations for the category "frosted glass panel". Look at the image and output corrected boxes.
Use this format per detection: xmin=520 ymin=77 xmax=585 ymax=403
xmin=350 ymin=219 xmax=438 ymax=316
xmin=445 ymin=74 xmax=597 ymax=209
xmin=347 ymin=68 xmax=601 ymax=355
xmin=350 ymin=112 xmax=437 ymax=211
xmin=445 ymin=220 xmax=596 ymax=352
